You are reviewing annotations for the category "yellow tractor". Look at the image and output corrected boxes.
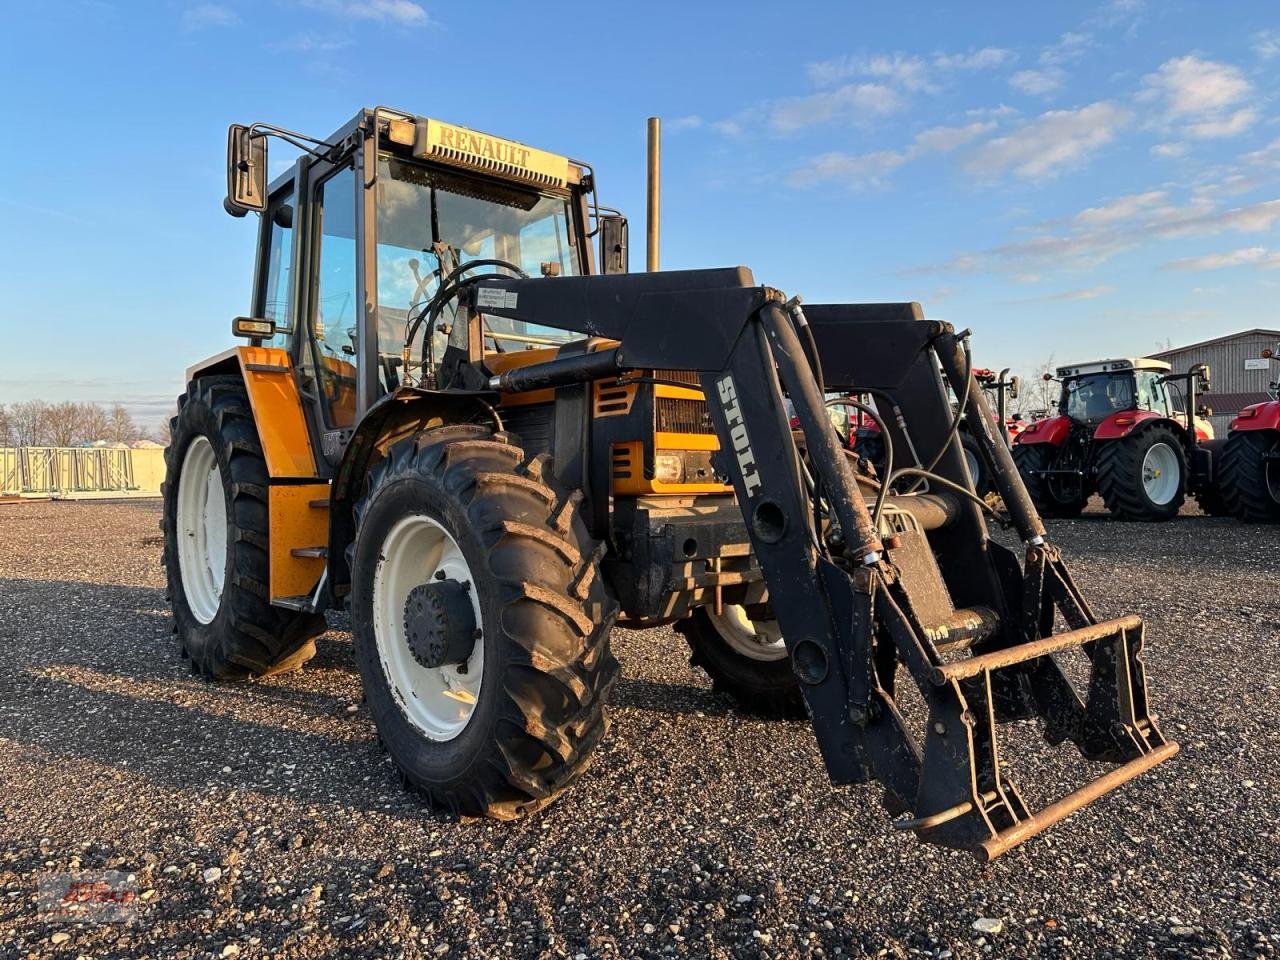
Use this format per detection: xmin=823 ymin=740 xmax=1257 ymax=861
xmin=164 ymin=108 xmax=1176 ymax=859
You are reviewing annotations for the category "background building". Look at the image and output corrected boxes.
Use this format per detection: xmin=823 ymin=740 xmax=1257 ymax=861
xmin=1151 ymin=329 xmax=1280 ymax=437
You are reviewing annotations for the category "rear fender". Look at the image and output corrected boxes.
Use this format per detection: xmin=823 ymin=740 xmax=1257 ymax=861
xmin=1092 ymin=410 xmax=1178 ymax=441
xmin=1013 ymin=414 xmax=1070 ymax=446
xmin=326 ymin=387 xmax=501 ymax=606
xmin=1230 ymin=400 xmax=1280 ymax=433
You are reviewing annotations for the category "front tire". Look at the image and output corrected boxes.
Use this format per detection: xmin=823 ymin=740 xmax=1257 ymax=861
xmin=1096 ymin=427 xmax=1186 ymax=521
xmin=1219 ymin=429 xmax=1280 ymax=522
xmin=676 ymin=606 xmax=804 ymax=719
xmin=1011 ymin=443 xmax=1087 ymax=518
xmin=162 ymin=376 xmax=325 ymax=678
xmin=959 ymin=433 xmax=992 ymax=497
xmin=349 ymin=425 xmax=619 ymax=818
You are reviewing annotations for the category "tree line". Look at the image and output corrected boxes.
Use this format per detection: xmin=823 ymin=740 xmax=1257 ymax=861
xmin=0 ymin=401 xmax=168 ymax=447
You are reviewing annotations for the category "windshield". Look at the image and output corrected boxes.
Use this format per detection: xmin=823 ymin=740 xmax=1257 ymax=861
xmin=1062 ymin=372 xmax=1135 ymax=421
xmin=374 ymin=157 xmax=583 ymax=390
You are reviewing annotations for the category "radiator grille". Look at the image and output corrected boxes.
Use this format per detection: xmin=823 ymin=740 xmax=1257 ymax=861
xmin=655 ymin=397 xmax=716 ymax=435
xmin=653 ymin=368 xmax=701 ymax=387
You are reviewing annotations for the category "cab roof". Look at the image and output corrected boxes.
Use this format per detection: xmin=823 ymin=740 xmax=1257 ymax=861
xmin=1055 ymin=357 xmax=1171 ymax=378
xmin=267 ymin=107 xmax=581 ymax=196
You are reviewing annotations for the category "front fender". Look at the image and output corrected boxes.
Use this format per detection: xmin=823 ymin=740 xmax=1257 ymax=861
xmin=1013 ymin=414 xmax=1071 ymax=446
xmin=327 ymin=387 xmax=500 ymax=604
xmin=1230 ymin=400 xmax=1280 ymax=433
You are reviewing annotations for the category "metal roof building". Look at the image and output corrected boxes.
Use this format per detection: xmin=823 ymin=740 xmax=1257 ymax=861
xmin=1151 ymin=329 xmax=1280 ymax=436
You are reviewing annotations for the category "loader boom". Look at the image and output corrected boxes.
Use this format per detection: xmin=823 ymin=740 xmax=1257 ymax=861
xmin=468 ymin=267 xmax=1177 ymax=860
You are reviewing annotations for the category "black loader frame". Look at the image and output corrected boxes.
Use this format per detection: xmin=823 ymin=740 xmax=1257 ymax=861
xmin=459 ymin=267 xmax=1176 ymax=861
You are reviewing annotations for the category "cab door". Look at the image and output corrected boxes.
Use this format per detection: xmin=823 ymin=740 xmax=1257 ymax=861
xmin=296 ymin=158 xmax=362 ymax=466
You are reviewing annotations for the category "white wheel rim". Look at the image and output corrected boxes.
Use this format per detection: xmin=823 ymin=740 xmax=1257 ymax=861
xmin=372 ymin=514 xmax=483 ymax=741
xmin=707 ymin=605 xmax=788 ymax=662
xmin=1141 ymin=442 xmax=1180 ymax=506
xmin=176 ymin=436 xmax=227 ymax=625
xmin=963 ymin=447 xmax=981 ymax=487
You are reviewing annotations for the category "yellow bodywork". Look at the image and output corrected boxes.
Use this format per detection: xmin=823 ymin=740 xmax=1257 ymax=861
xmin=268 ymin=484 xmax=330 ymax=599
xmin=187 ymin=346 xmax=328 ymax=602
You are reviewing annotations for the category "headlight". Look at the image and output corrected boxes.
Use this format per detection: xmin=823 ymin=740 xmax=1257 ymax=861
xmin=654 ymin=453 xmax=685 ymax=483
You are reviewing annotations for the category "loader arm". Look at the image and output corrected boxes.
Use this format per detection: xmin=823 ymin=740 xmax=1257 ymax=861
xmin=467 ymin=267 xmax=1177 ymax=860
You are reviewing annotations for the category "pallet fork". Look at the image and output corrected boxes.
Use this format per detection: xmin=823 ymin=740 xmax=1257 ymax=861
xmin=469 ymin=267 xmax=1177 ymax=860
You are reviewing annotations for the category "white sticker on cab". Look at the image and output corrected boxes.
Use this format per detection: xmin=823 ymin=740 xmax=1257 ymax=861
xmin=476 ymin=287 xmax=508 ymax=309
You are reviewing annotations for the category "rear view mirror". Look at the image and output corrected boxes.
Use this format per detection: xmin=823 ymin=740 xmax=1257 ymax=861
xmin=1009 ymin=375 xmax=1021 ymax=399
xmin=599 ymin=215 xmax=629 ymax=275
xmin=1194 ymin=363 xmax=1211 ymax=392
xmin=225 ymin=124 xmax=267 ymax=217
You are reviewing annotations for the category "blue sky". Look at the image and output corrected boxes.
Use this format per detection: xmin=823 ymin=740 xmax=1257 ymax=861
xmin=1 ymin=0 xmax=1278 ymax=427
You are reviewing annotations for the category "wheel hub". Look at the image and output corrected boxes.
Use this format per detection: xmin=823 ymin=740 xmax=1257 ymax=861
xmin=403 ymin=579 xmax=477 ymax=669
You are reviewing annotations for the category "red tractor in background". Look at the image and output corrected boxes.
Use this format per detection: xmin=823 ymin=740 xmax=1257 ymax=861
xmin=1218 ymin=344 xmax=1280 ymax=521
xmin=1012 ymin=357 xmax=1216 ymax=521
xmin=846 ymin=368 xmax=1022 ymax=497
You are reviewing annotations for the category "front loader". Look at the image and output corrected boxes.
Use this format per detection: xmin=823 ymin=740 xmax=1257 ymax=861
xmin=163 ymin=107 xmax=1176 ymax=861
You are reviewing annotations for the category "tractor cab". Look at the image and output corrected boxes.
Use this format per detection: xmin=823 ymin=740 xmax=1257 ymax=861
xmin=221 ymin=108 xmax=626 ymax=463
xmin=1055 ymin=358 xmax=1174 ymax=426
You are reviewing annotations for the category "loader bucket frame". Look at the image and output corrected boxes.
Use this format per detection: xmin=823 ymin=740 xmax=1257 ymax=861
xmin=468 ymin=267 xmax=1176 ymax=860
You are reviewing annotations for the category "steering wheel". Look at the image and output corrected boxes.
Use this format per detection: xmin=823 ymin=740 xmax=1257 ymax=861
xmin=405 ymin=258 xmax=529 ymax=383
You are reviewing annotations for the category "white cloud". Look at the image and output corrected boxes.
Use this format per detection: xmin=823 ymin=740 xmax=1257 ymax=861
xmin=911 ymin=121 xmax=996 ymax=153
xmin=269 ymin=33 xmax=353 ymax=52
xmin=1073 ymin=190 xmax=1168 ymax=226
xmin=806 ymin=53 xmax=931 ymax=90
xmin=1141 ymin=56 xmax=1250 ymax=114
xmin=302 ymin=0 xmax=429 ymax=25
xmin=963 ymin=102 xmax=1130 ymax=180
xmin=788 ymin=121 xmax=995 ymax=188
xmin=807 ymin=47 xmax=1011 ymax=90
xmin=909 ymin=192 xmax=1280 ymax=277
xmin=1243 ymin=137 xmax=1280 ymax=166
xmin=1165 ymin=247 xmax=1280 ymax=271
xmin=1091 ymin=0 xmax=1145 ymax=28
xmin=1039 ymin=32 xmax=1092 ymax=66
xmin=182 ymin=3 xmax=238 ymax=31
xmin=1153 ymin=199 xmax=1280 ymax=238
xmin=1050 ymin=285 xmax=1113 ymax=300
xmin=1139 ymin=55 xmax=1254 ymax=139
xmin=1184 ymin=108 xmax=1258 ymax=140
xmin=1151 ymin=142 xmax=1188 ymax=158
xmin=767 ymin=83 xmax=905 ymax=133
xmin=787 ymin=150 xmax=907 ymax=189
xmin=666 ymin=115 xmax=703 ymax=133
xmin=933 ymin=47 xmax=1013 ymax=70
xmin=1009 ymin=68 xmax=1065 ymax=97
xmin=1254 ymin=30 xmax=1280 ymax=59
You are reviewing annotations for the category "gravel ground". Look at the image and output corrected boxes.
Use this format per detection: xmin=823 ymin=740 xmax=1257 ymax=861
xmin=0 ymin=498 xmax=1276 ymax=959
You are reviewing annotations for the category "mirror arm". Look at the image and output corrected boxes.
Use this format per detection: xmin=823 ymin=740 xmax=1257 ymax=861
xmin=247 ymin=122 xmax=337 ymax=161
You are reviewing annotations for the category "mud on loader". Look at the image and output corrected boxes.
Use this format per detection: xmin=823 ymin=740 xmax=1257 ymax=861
xmin=163 ymin=108 xmax=1177 ymax=861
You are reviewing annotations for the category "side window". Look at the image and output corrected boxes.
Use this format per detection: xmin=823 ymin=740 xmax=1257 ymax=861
xmin=310 ymin=167 xmax=358 ymax=429
xmin=260 ymin=183 xmax=295 ymax=350
xmin=518 ymin=210 xmax=578 ymax=277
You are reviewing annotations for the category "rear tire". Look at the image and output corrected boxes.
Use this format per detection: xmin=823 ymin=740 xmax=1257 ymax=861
xmin=1011 ymin=443 xmax=1087 ymax=518
xmin=676 ymin=607 xmax=805 ymax=719
xmin=1096 ymin=427 xmax=1186 ymax=521
xmin=162 ymin=376 xmax=325 ymax=679
xmin=1219 ymin=429 xmax=1280 ymax=522
xmin=349 ymin=425 xmax=619 ymax=818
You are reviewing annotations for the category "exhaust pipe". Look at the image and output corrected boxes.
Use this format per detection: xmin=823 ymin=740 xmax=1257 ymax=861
xmin=647 ymin=116 xmax=660 ymax=271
